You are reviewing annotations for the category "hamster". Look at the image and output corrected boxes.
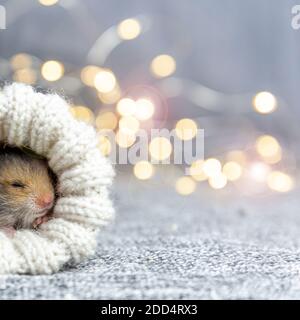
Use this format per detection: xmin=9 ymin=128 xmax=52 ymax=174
xmin=0 ymin=146 xmax=56 ymax=234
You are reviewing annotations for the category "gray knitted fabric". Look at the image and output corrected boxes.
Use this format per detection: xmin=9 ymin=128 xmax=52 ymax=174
xmin=1 ymin=175 xmax=300 ymax=300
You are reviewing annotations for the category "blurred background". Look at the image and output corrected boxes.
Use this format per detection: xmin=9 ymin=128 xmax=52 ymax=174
xmin=0 ymin=0 xmax=300 ymax=201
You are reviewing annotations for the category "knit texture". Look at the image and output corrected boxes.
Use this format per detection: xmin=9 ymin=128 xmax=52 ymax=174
xmin=0 ymin=83 xmax=115 ymax=275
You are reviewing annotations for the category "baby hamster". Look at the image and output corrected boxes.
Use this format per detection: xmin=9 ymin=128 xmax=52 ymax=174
xmin=0 ymin=146 xmax=55 ymax=233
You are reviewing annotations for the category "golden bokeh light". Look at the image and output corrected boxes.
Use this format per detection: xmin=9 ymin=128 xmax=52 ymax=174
xmin=150 ymin=54 xmax=176 ymax=78
xmin=115 ymin=129 xmax=136 ymax=148
xmin=117 ymin=98 xmax=137 ymax=116
xmin=98 ymin=135 xmax=112 ymax=156
xmin=39 ymin=0 xmax=59 ymax=6
xmin=135 ymin=98 xmax=155 ymax=121
xmin=208 ymin=173 xmax=227 ymax=190
xmin=70 ymin=106 xmax=94 ymax=124
xmin=98 ymin=86 xmax=121 ymax=104
xmin=94 ymin=69 xmax=116 ymax=93
xmin=222 ymin=161 xmax=242 ymax=181
xmin=13 ymin=68 xmax=36 ymax=85
xmin=249 ymin=162 xmax=270 ymax=182
xmin=149 ymin=137 xmax=172 ymax=161
xmin=202 ymin=158 xmax=222 ymax=177
xmin=81 ymin=65 xmax=102 ymax=87
xmin=189 ymin=160 xmax=207 ymax=181
xmin=226 ymin=150 xmax=247 ymax=166
xmin=119 ymin=116 xmax=140 ymax=134
xmin=175 ymin=176 xmax=196 ymax=195
xmin=267 ymin=171 xmax=294 ymax=193
xmin=117 ymin=18 xmax=141 ymax=40
xmin=253 ymin=91 xmax=277 ymax=114
xmin=41 ymin=60 xmax=64 ymax=81
xmin=10 ymin=53 xmax=32 ymax=70
xmin=255 ymin=135 xmax=281 ymax=159
xmin=175 ymin=118 xmax=198 ymax=141
xmin=95 ymin=111 xmax=118 ymax=130
xmin=133 ymin=161 xmax=154 ymax=180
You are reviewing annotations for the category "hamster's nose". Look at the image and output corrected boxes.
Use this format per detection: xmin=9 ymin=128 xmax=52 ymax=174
xmin=36 ymin=194 xmax=54 ymax=209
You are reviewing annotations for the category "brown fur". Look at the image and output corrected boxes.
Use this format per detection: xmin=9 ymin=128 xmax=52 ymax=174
xmin=0 ymin=147 xmax=55 ymax=229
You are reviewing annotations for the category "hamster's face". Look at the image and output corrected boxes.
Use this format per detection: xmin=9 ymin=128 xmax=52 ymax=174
xmin=0 ymin=156 xmax=55 ymax=228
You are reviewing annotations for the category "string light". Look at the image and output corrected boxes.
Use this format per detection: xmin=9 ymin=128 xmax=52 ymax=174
xmin=149 ymin=137 xmax=172 ymax=161
xmin=267 ymin=171 xmax=294 ymax=193
xmin=10 ymin=53 xmax=32 ymax=70
xmin=95 ymin=111 xmax=118 ymax=130
xmin=202 ymin=158 xmax=222 ymax=177
xmin=175 ymin=176 xmax=196 ymax=195
xmin=117 ymin=98 xmax=137 ymax=117
xmin=41 ymin=60 xmax=64 ymax=81
xmin=117 ymin=18 xmax=141 ymax=40
xmin=119 ymin=116 xmax=140 ymax=134
xmin=38 ymin=0 xmax=59 ymax=6
xmin=222 ymin=161 xmax=242 ymax=181
xmin=133 ymin=161 xmax=154 ymax=180
xmin=189 ymin=159 xmax=207 ymax=181
xmin=253 ymin=91 xmax=277 ymax=114
xmin=80 ymin=65 xmax=102 ymax=87
xmin=175 ymin=118 xmax=198 ymax=141
xmin=255 ymin=135 xmax=281 ymax=159
xmin=94 ymin=69 xmax=116 ymax=93
xmin=150 ymin=54 xmax=176 ymax=78
xmin=70 ymin=106 xmax=94 ymax=124
xmin=135 ymin=98 xmax=154 ymax=121
xmin=208 ymin=173 xmax=227 ymax=189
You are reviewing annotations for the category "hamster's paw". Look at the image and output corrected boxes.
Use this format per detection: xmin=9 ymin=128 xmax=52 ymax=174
xmin=33 ymin=215 xmax=51 ymax=228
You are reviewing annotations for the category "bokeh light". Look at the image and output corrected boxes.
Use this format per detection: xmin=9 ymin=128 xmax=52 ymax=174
xmin=98 ymin=135 xmax=112 ymax=156
xmin=81 ymin=65 xmax=102 ymax=87
xmin=202 ymin=158 xmax=222 ymax=177
xmin=117 ymin=98 xmax=137 ymax=117
xmin=41 ymin=60 xmax=64 ymax=81
xmin=249 ymin=162 xmax=270 ymax=182
xmin=95 ymin=111 xmax=118 ymax=130
xmin=189 ymin=159 xmax=207 ymax=181
xmin=150 ymin=54 xmax=176 ymax=78
xmin=115 ymin=129 xmax=136 ymax=148
xmin=10 ymin=53 xmax=32 ymax=70
xmin=222 ymin=161 xmax=242 ymax=181
xmin=117 ymin=18 xmax=141 ymax=40
xmin=255 ymin=135 xmax=281 ymax=160
xmin=175 ymin=176 xmax=196 ymax=195
xmin=135 ymin=98 xmax=155 ymax=121
xmin=226 ymin=150 xmax=247 ymax=166
xmin=70 ymin=106 xmax=94 ymax=125
xmin=134 ymin=161 xmax=154 ymax=180
xmin=149 ymin=137 xmax=172 ymax=161
xmin=13 ymin=68 xmax=36 ymax=85
xmin=208 ymin=173 xmax=228 ymax=189
xmin=39 ymin=0 xmax=59 ymax=6
xmin=267 ymin=171 xmax=294 ymax=193
xmin=94 ymin=69 xmax=116 ymax=93
xmin=175 ymin=118 xmax=198 ymax=141
xmin=119 ymin=116 xmax=140 ymax=134
xmin=253 ymin=91 xmax=277 ymax=114
xmin=98 ymin=86 xmax=121 ymax=104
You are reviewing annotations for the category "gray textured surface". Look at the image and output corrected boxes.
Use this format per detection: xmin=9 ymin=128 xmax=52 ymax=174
xmin=1 ymin=175 xmax=300 ymax=300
